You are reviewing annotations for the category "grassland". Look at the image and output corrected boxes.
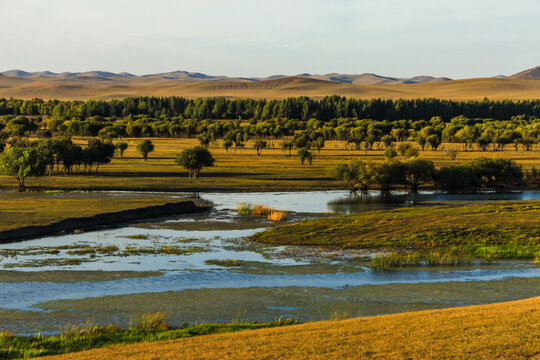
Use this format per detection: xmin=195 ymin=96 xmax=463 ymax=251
xmin=0 ymin=315 xmax=297 ymax=359
xmin=1 ymin=137 xmax=540 ymax=192
xmin=2 ymin=76 xmax=540 ymax=100
xmin=249 ymin=201 xmax=540 ymax=265
xmin=0 ymin=195 xmax=191 ymax=232
xmin=37 ymin=296 xmax=540 ymax=360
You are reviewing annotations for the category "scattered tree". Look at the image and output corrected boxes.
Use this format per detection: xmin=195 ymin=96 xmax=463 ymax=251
xmin=136 ymin=139 xmax=154 ymax=161
xmin=0 ymin=147 xmax=48 ymax=190
xmin=175 ymin=146 xmax=215 ymax=179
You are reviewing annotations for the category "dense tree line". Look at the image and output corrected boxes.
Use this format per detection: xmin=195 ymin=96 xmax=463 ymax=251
xmin=2 ymin=96 xmax=540 ymax=121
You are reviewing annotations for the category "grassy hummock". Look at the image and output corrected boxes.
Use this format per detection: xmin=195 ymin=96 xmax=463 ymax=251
xmin=248 ymin=201 xmax=540 ymax=268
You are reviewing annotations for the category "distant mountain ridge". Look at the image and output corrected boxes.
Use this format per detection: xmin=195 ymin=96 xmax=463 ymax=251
xmin=1 ymin=65 xmax=538 ymax=84
xmin=0 ymin=69 xmax=453 ymax=85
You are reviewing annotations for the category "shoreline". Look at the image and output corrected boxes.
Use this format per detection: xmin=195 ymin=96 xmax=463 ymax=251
xmin=0 ymin=200 xmax=208 ymax=244
xmin=0 ymin=184 xmax=538 ymax=194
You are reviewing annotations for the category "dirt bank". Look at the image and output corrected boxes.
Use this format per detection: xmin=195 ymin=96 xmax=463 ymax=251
xmin=0 ymin=201 xmax=208 ymax=243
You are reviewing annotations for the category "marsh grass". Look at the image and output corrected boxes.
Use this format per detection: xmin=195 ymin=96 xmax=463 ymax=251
xmin=371 ymin=251 xmax=475 ymax=269
xmin=268 ymin=210 xmax=287 ymax=222
xmin=0 ymin=314 xmax=298 ymax=360
xmin=250 ymin=202 xmax=540 ymax=263
xmin=205 ymin=259 xmax=245 ymax=267
xmin=237 ymin=203 xmax=288 ymax=222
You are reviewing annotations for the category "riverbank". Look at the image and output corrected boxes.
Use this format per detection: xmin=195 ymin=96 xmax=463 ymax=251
xmin=249 ymin=201 xmax=540 ymax=265
xmin=0 ymin=198 xmax=207 ymax=243
xmin=37 ymin=296 xmax=540 ymax=360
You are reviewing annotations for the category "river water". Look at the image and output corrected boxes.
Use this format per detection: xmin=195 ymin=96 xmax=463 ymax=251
xmin=0 ymin=190 xmax=539 ymax=333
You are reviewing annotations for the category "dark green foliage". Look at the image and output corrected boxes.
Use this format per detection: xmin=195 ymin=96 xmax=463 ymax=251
xmin=467 ymin=157 xmax=524 ymax=189
xmin=297 ymin=148 xmax=313 ymax=165
xmin=253 ymin=139 xmax=268 ymax=156
xmin=402 ymin=157 xmax=435 ymax=192
xmin=176 ymin=146 xmax=215 ymax=178
xmin=136 ymin=139 xmax=154 ymax=161
xmin=435 ymin=165 xmax=478 ymax=192
xmin=114 ymin=142 xmax=129 ymax=158
xmin=0 ymin=147 xmax=48 ymax=190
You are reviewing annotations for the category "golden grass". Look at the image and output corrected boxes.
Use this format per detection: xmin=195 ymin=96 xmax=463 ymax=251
xmin=1 ymin=137 xmax=540 ymax=192
xmin=267 ymin=210 xmax=287 ymax=222
xmin=0 ymin=196 xmax=183 ymax=232
xmin=39 ymin=296 xmax=540 ymax=360
xmin=2 ymin=76 xmax=540 ymax=100
xmin=237 ymin=203 xmax=288 ymax=221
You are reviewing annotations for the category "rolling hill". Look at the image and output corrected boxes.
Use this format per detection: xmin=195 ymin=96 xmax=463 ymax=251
xmin=40 ymin=297 xmax=540 ymax=360
xmin=0 ymin=66 xmax=539 ymax=100
xmin=509 ymin=65 xmax=540 ymax=80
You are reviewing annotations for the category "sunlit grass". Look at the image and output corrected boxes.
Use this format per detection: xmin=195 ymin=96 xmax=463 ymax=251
xmin=36 ymin=298 xmax=540 ymax=360
xmin=250 ymin=201 xmax=540 ymax=263
xmin=236 ymin=203 xmax=288 ymax=222
xmin=0 ymin=313 xmax=298 ymax=359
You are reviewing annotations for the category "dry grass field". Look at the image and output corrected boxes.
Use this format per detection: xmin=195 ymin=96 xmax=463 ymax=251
xmin=39 ymin=296 xmax=540 ymax=360
xmin=2 ymin=76 xmax=540 ymax=100
xmin=1 ymin=138 xmax=539 ymax=192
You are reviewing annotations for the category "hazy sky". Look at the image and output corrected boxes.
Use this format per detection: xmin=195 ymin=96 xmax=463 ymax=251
xmin=1 ymin=0 xmax=539 ymax=78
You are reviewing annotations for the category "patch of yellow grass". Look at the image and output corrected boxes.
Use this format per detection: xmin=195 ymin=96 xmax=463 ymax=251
xmin=268 ymin=210 xmax=287 ymax=222
xmin=40 ymin=297 xmax=540 ymax=360
xmin=251 ymin=204 xmax=274 ymax=217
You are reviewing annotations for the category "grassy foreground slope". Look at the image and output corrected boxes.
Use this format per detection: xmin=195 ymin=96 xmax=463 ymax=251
xmin=40 ymin=297 xmax=540 ymax=360
xmin=2 ymin=76 xmax=540 ymax=100
xmin=249 ymin=202 xmax=540 ymax=262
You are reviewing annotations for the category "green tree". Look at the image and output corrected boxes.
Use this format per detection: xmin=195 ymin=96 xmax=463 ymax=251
xmin=0 ymin=147 xmax=48 ymax=190
xmin=403 ymin=157 xmax=435 ymax=192
xmin=175 ymin=146 xmax=215 ymax=179
xmin=435 ymin=166 xmax=478 ymax=192
xmin=280 ymin=140 xmax=294 ymax=157
xmin=331 ymin=159 xmax=377 ymax=196
xmin=467 ymin=157 xmax=523 ymax=189
xmin=297 ymin=148 xmax=313 ymax=165
xmin=136 ymin=139 xmax=154 ymax=161
xmin=381 ymin=135 xmax=395 ymax=149
xmin=253 ymin=139 xmax=267 ymax=156
xmin=312 ymin=138 xmax=325 ymax=154
xmin=114 ymin=142 xmax=128 ymax=159
xmin=396 ymin=142 xmax=418 ymax=158
xmin=426 ymin=135 xmax=442 ymax=151
xmin=222 ymin=139 xmax=233 ymax=154
xmin=375 ymin=159 xmax=404 ymax=193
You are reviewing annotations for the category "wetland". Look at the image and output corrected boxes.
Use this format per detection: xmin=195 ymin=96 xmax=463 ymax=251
xmin=0 ymin=190 xmax=539 ymax=335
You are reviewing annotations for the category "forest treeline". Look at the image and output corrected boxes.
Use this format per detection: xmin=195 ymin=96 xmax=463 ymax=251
xmin=2 ymin=96 xmax=540 ymax=156
xmin=2 ymin=96 xmax=540 ymax=121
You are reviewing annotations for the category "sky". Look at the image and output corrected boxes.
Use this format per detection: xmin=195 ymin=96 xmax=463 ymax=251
xmin=1 ymin=0 xmax=539 ymax=78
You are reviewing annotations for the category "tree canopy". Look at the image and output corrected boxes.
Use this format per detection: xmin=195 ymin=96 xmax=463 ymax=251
xmin=175 ymin=146 xmax=215 ymax=179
